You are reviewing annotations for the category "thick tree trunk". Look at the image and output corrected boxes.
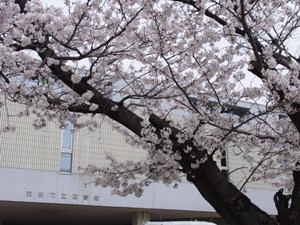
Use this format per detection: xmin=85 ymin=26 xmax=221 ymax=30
xmin=274 ymin=169 xmax=300 ymax=225
xmin=147 ymin=114 xmax=277 ymax=225
xmin=189 ymin=156 xmax=277 ymax=225
xmin=274 ymin=189 xmax=292 ymax=225
xmin=272 ymin=112 xmax=300 ymax=225
xmin=289 ymin=169 xmax=300 ymax=224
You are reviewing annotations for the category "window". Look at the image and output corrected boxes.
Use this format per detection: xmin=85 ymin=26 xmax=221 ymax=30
xmin=279 ymin=114 xmax=288 ymax=120
xmin=220 ymin=149 xmax=229 ymax=178
xmin=188 ymin=96 xmax=198 ymax=105
xmin=60 ymin=152 xmax=72 ymax=172
xmin=107 ymin=81 xmax=113 ymax=99
xmin=223 ymin=105 xmax=250 ymax=122
xmin=60 ymin=121 xmax=73 ymax=173
xmin=226 ymin=105 xmax=249 ymax=117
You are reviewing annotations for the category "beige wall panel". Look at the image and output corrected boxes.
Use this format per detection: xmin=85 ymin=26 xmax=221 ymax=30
xmin=72 ymin=118 xmax=147 ymax=172
xmin=227 ymin=147 xmax=277 ymax=190
xmin=0 ymin=102 xmax=60 ymax=171
xmin=0 ymin=99 xmax=147 ymax=173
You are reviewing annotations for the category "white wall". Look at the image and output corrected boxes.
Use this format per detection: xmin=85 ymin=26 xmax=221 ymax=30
xmin=0 ymin=167 xmax=277 ymax=215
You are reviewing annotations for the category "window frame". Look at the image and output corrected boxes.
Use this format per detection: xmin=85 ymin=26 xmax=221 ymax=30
xmin=59 ymin=121 xmax=73 ymax=173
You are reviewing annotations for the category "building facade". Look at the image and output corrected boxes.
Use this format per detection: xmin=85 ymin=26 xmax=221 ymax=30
xmin=0 ymin=100 xmax=278 ymax=225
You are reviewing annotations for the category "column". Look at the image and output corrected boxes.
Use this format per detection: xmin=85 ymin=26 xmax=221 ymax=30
xmin=132 ymin=211 xmax=150 ymax=225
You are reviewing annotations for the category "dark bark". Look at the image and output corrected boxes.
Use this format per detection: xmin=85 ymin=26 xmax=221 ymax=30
xmin=274 ymin=189 xmax=292 ymax=225
xmin=288 ymin=113 xmax=300 ymax=134
xmin=14 ymin=0 xmax=28 ymax=13
xmin=273 ymin=169 xmax=300 ymax=225
xmin=289 ymin=169 xmax=300 ymax=224
xmin=191 ymin=157 xmax=277 ymax=225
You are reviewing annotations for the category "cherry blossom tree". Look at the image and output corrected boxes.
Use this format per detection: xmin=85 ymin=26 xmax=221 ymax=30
xmin=1 ymin=0 xmax=300 ymax=224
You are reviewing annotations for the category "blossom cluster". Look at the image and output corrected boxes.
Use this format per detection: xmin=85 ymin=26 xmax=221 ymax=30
xmin=1 ymin=0 xmax=300 ymax=195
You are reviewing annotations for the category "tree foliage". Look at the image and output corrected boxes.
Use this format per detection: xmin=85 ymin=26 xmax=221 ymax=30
xmin=1 ymin=0 xmax=300 ymax=224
